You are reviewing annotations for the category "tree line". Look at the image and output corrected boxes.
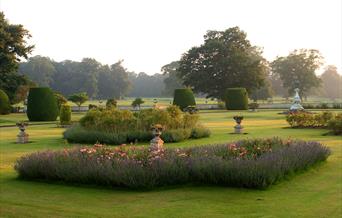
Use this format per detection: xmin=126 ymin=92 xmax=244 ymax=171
xmin=1 ymin=11 xmax=341 ymax=104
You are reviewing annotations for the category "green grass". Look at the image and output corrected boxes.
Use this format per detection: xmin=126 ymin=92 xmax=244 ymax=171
xmin=0 ymin=110 xmax=341 ymax=217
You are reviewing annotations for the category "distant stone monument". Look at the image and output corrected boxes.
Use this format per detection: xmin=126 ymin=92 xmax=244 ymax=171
xmin=290 ymin=88 xmax=304 ymax=111
xmin=150 ymin=124 xmax=164 ymax=150
xmin=16 ymin=122 xmax=29 ymax=143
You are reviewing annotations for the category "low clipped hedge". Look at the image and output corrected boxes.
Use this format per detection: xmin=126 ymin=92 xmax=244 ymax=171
xmin=0 ymin=89 xmax=11 ymax=115
xmin=15 ymin=138 xmax=330 ymax=189
xmin=27 ymin=87 xmax=58 ymax=121
xmin=173 ymin=89 xmax=196 ymax=110
xmin=63 ymin=124 xmax=211 ymax=144
xmin=224 ymin=88 xmax=248 ymax=110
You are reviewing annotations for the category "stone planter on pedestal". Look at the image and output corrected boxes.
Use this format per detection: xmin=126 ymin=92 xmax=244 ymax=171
xmin=150 ymin=124 xmax=164 ymax=151
xmin=16 ymin=122 xmax=29 ymax=143
xmin=233 ymin=116 xmax=244 ymax=134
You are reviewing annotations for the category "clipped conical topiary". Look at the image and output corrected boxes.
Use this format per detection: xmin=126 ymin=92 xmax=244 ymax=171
xmin=173 ymin=88 xmax=196 ymax=110
xmin=27 ymin=87 xmax=58 ymax=121
xmin=225 ymin=88 xmax=248 ymax=110
xmin=0 ymin=89 xmax=11 ymax=115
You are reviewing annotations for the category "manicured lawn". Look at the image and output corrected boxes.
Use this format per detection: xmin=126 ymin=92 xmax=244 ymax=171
xmin=0 ymin=110 xmax=341 ymax=217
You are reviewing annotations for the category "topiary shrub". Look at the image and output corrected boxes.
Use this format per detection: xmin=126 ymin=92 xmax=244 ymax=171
xmin=60 ymin=104 xmax=71 ymax=125
xmin=327 ymin=113 xmax=342 ymax=135
xmin=0 ymin=89 xmax=11 ymax=115
xmin=225 ymin=88 xmax=248 ymax=110
xmin=27 ymin=87 xmax=58 ymax=121
xmin=173 ymin=88 xmax=196 ymax=110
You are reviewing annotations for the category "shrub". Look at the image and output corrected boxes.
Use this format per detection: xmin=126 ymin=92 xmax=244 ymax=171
xmin=54 ymin=92 xmax=67 ymax=112
xmin=60 ymin=104 xmax=71 ymax=125
xmin=0 ymin=89 xmax=11 ymax=115
xmin=327 ymin=113 xmax=342 ymax=135
xmin=63 ymin=125 xmax=209 ymax=144
xmin=132 ymin=98 xmax=144 ymax=109
xmin=173 ymin=89 xmax=196 ymax=110
xmin=191 ymin=126 xmax=211 ymax=138
xmin=286 ymin=111 xmax=334 ymax=128
xmin=332 ymin=103 xmax=342 ymax=109
xmin=88 ymin=104 xmax=98 ymax=110
xmin=68 ymin=92 xmax=88 ymax=111
xmin=27 ymin=87 xmax=58 ymax=121
xmin=106 ymin=99 xmax=117 ymax=108
xmin=15 ymin=138 xmax=330 ymax=189
xmin=317 ymin=103 xmax=329 ymax=109
xmin=248 ymin=102 xmax=259 ymax=110
xmin=224 ymin=88 xmax=248 ymax=110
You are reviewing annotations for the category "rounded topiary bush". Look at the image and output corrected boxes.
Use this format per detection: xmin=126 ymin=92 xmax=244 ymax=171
xmin=225 ymin=88 xmax=248 ymax=110
xmin=173 ymin=89 xmax=196 ymax=110
xmin=27 ymin=87 xmax=58 ymax=121
xmin=0 ymin=89 xmax=11 ymax=115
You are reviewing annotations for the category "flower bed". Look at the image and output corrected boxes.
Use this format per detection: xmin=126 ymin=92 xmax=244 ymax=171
xmin=64 ymin=106 xmax=211 ymax=144
xmin=15 ymin=138 xmax=330 ymax=189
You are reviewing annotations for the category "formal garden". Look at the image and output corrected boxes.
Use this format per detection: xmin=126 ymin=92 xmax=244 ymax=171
xmin=0 ymin=84 xmax=341 ymax=217
xmin=1 ymin=7 xmax=342 ymax=217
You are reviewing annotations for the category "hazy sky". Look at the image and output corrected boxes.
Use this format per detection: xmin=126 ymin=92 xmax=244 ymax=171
xmin=1 ymin=0 xmax=341 ymax=74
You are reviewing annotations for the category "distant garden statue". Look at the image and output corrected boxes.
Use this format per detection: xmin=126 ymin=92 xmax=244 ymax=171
xmin=233 ymin=115 xmax=244 ymax=134
xmin=16 ymin=122 xmax=29 ymax=143
xmin=150 ymin=124 xmax=164 ymax=151
xmin=290 ymin=88 xmax=304 ymax=111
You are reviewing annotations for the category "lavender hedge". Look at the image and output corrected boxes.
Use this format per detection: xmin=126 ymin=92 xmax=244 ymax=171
xmin=15 ymin=138 xmax=330 ymax=189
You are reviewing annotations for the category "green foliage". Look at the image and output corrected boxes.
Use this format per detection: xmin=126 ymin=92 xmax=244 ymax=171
xmin=106 ymin=99 xmax=117 ymax=108
xmin=131 ymin=98 xmax=144 ymax=108
xmin=54 ymin=92 xmax=67 ymax=112
xmin=271 ymin=49 xmax=323 ymax=98
xmin=0 ymin=12 xmax=34 ymax=103
xmin=248 ymin=102 xmax=259 ymax=110
xmin=0 ymin=89 xmax=11 ymax=115
xmin=68 ymin=92 xmax=88 ymax=110
xmin=173 ymin=89 xmax=196 ymax=110
xmin=66 ymin=106 xmax=209 ymax=144
xmin=15 ymin=138 xmax=330 ymax=189
xmin=26 ymin=87 xmax=58 ymax=121
xmin=224 ymin=88 xmax=248 ymax=110
xmin=327 ymin=113 xmax=342 ymax=135
xmin=178 ymin=27 xmax=267 ymax=99
xmin=18 ymin=56 xmax=55 ymax=87
xmin=286 ymin=111 xmax=334 ymax=128
xmin=321 ymin=65 xmax=342 ymax=100
xmin=161 ymin=61 xmax=184 ymax=96
xmin=191 ymin=126 xmax=211 ymax=139
xmin=60 ymin=104 xmax=71 ymax=125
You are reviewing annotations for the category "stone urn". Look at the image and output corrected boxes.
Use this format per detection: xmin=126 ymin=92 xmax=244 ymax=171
xmin=16 ymin=122 xmax=29 ymax=143
xmin=233 ymin=115 xmax=244 ymax=134
xmin=150 ymin=124 xmax=164 ymax=150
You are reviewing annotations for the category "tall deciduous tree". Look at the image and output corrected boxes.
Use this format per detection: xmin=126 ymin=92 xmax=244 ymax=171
xmin=271 ymin=49 xmax=323 ymax=98
xmin=0 ymin=12 xmax=34 ymax=103
xmin=320 ymin=65 xmax=342 ymax=99
xmin=178 ymin=27 xmax=268 ymax=99
xmin=98 ymin=61 xmax=131 ymax=99
xmin=161 ymin=61 xmax=184 ymax=96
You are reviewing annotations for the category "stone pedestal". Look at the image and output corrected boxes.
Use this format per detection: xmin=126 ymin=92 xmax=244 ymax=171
xmin=17 ymin=132 xmax=29 ymax=144
xmin=150 ymin=136 xmax=164 ymax=151
xmin=234 ymin=124 xmax=244 ymax=134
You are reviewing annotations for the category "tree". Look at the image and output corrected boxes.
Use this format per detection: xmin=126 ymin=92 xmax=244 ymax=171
xmin=320 ymin=65 xmax=341 ymax=99
xmin=161 ymin=61 xmax=184 ymax=96
xmin=18 ymin=56 xmax=55 ymax=87
xmin=127 ymin=72 xmax=165 ymax=97
xmin=131 ymin=98 xmax=144 ymax=110
xmin=54 ymin=92 xmax=68 ymax=111
xmin=68 ymin=92 xmax=88 ymax=111
xmin=178 ymin=27 xmax=268 ymax=99
xmin=0 ymin=12 xmax=34 ymax=103
xmin=271 ymin=49 xmax=323 ymax=99
xmin=250 ymin=79 xmax=273 ymax=102
xmin=98 ymin=61 xmax=131 ymax=99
